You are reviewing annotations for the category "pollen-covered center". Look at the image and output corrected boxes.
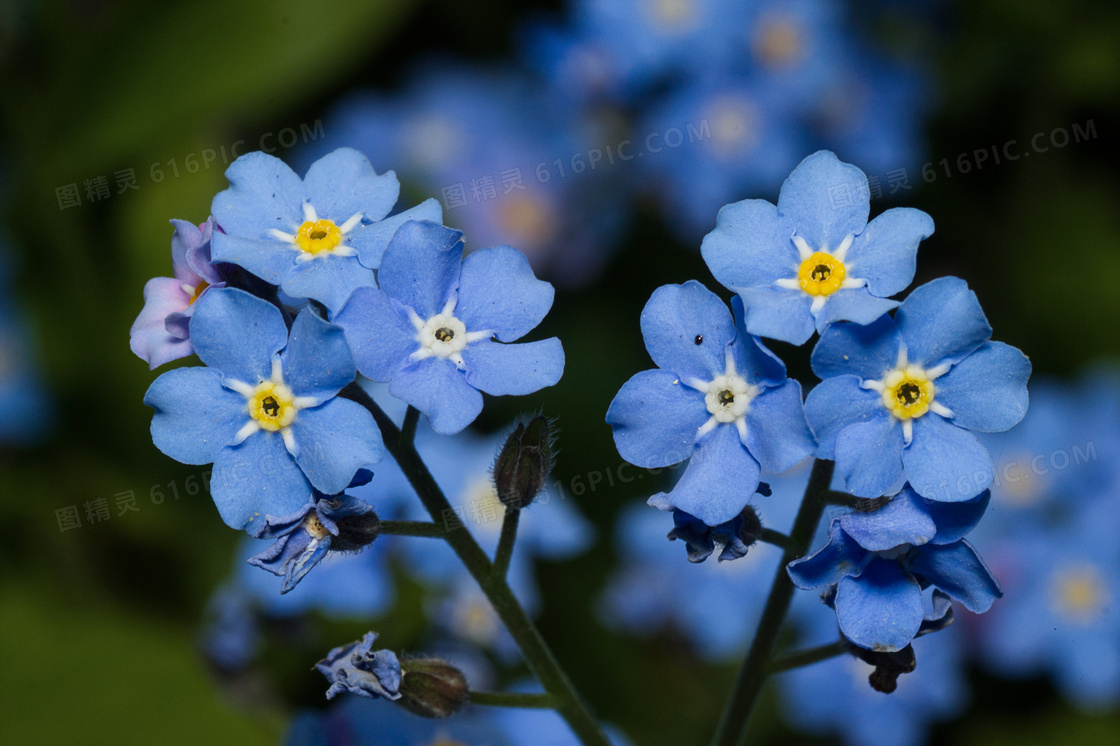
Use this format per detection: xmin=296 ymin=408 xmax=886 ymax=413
xmin=1052 ymin=565 xmax=1107 ymax=621
xmin=302 ymin=512 xmax=331 ymax=541
xmin=295 ymin=219 xmax=343 ymax=255
xmin=705 ymin=374 xmax=756 ymax=423
xmin=247 ymin=381 xmax=298 ymax=431
xmin=797 ymin=251 xmax=847 ymax=296
xmin=881 ymin=367 xmax=935 ymax=420
xmin=417 ymin=313 xmax=469 ymax=358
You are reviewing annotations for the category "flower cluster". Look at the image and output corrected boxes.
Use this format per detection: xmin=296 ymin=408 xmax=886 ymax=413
xmin=608 ymin=150 xmax=1029 ymax=659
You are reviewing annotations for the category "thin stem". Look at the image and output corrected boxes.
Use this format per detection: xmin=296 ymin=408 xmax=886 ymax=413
xmin=468 ymin=690 xmax=558 ymax=709
xmin=400 ymin=405 xmax=420 ymax=448
xmin=339 ymin=385 xmax=608 ymax=746
xmin=759 ymin=528 xmax=795 ymax=552
xmin=379 ymin=520 xmax=445 ymax=538
xmin=767 ymin=640 xmax=850 ymax=675
xmin=492 ymin=507 xmax=520 ymax=581
xmin=710 ymin=458 xmax=835 ymax=746
xmin=824 ymin=490 xmax=865 ymax=508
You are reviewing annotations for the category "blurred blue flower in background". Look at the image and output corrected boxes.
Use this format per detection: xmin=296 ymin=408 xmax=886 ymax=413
xmin=0 ymin=237 xmax=51 ymax=445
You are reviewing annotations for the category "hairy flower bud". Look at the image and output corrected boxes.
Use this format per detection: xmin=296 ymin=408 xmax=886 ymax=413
xmin=854 ymin=643 xmax=916 ymax=694
xmin=494 ymin=416 xmax=554 ymax=510
xmin=395 ymin=657 xmax=469 ymax=718
xmin=331 ymin=509 xmax=381 ymax=552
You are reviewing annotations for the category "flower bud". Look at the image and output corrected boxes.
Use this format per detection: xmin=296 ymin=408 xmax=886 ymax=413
xmin=853 ymin=643 xmax=916 ymax=694
xmin=395 ymin=657 xmax=469 ymax=718
xmin=494 ymin=416 xmax=554 ymax=510
xmin=331 ymin=509 xmax=381 ymax=552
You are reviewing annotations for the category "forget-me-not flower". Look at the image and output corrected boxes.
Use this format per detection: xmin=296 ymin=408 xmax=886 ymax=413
xmin=806 ymin=276 xmax=1031 ymax=500
xmin=335 ymin=220 xmax=564 ymax=435
xmin=144 ymin=287 xmax=384 ymax=530
xmin=702 ymin=150 xmax=934 ymax=345
xmin=210 ymin=148 xmax=440 ymax=314
xmin=606 ymin=280 xmax=815 ymax=526
xmin=316 ymin=632 xmax=402 ymax=701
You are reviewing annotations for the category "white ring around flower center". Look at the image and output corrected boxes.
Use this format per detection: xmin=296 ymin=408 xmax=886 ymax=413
xmin=705 ymin=374 xmax=754 ymax=423
xmin=408 ymin=298 xmax=492 ymax=369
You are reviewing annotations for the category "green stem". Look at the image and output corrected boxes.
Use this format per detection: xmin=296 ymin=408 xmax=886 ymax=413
xmin=492 ymin=507 xmax=520 ymax=581
xmin=767 ymin=640 xmax=850 ymax=675
xmin=468 ymin=691 xmax=558 ymax=709
xmin=709 ymin=458 xmax=835 ymax=746
xmin=400 ymin=405 xmax=420 ymax=448
xmin=379 ymin=520 xmax=445 ymax=538
xmin=340 ymin=385 xmax=608 ymax=746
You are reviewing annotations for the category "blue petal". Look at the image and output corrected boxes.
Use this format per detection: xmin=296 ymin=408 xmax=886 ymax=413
xmin=145 ymin=367 xmax=246 ymax=465
xmin=377 ymin=221 xmax=463 ymax=318
xmin=606 ymin=369 xmax=709 ymax=468
xmin=835 ymin=417 xmax=907 ymax=497
xmin=640 ymin=281 xmax=735 ymax=382
xmin=787 ymin=522 xmax=870 ymax=589
xmin=648 ymin=424 xmax=761 ymax=525
xmin=455 ymin=246 xmax=555 ymax=342
xmin=925 ymin=489 xmax=991 ymax=545
xmin=279 ymin=254 xmax=376 ymax=315
xmin=909 ymin=540 xmax=1002 ymax=613
xmin=700 ymin=199 xmax=798 ymax=289
xmin=737 ymin=286 xmax=815 ymax=346
xmin=777 ymin=151 xmax=870 ymax=253
xmin=189 ymin=288 xmax=287 ymax=382
xmin=839 ymin=489 xmax=936 ymax=552
xmin=730 ymin=297 xmax=788 ymax=384
xmin=904 ymin=414 xmax=992 ymax=501
xmin=835 ymin=557 xmax=924 ymax=652
xmin=291 ymin=398 xmax=384 ymax=495
xmin=934 ymin=342 xmax=1031 ymax=432
xmin=302 ymin=147 xmax=398 ymax=223
xmin=810 ymin=315 xmax=902 ymax=381
xmin=211 ymin=151 xmax=306 ymax=239
xmin=389 ymin=356 xmax=482 ymax=435
xmin=742 ymin=379 xmax=816 ymax=472
xmin=462 ymin=338 xmax=564 ymax=395
xmin=209 ymin=233 xmax=295 ymax=285
xmin=896 ymin=277 xmax=992 ymax=367
xmin=211 ymin=433 xmax=312 ymax=531
xmin=280 ymin=308 xmax=356 ymax=402
xmin=814 ymin=288 xmax=898 ymax=331
xmin=805 ymin=376 xmax=887 ymax=459
xmin=334 ymin=288 xmax=416 ymax=382
xmin=348 ymin=198 xmax=442 ymax=270
xmin=845 ymin=207 xmax=933 ymax=297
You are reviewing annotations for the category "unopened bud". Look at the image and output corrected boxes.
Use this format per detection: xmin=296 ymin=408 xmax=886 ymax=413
xmin=737 ymin=505 xmax=763 ymax=547
xmin=331 ymin=509 xmax=381 ymax=552
xmin=494 ymin=416 xmax=554 ymax=510
xmin=854 ymin=643 xmax=916 ymax=694
xmin=395 ymin=657 xmax=469 ymax=718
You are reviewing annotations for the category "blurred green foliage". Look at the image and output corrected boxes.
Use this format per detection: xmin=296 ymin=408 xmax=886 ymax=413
xmin=1 ymin=0 xmax=1118 ymax=744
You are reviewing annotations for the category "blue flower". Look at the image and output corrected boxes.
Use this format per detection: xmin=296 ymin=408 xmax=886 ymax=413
xmin=315 ymin=632 xmax=402 ymax=701
xmin=335 ymin=221 xmax=564 ymax=435
xmin=210 ymin=148 xmax=441 ymax=314
xmin=248 ymin=491 xmax=378 ymax=594
xmin=805 ymin=276 xmax=1031 ymax=501
xmin=606 ymin=281 xmax=815 ymax=526
xmin=788 ymin=487 xmax=1001 ymax=651
xmin=144 ymin=287 xmax=384 ymax=530
xmin=702 ymin=150 xmax=934 ymax=345
xmin=667 ymin=484 xmax=769 ymax=563
xmin=129 ymin=218 xmax=227 ymax=369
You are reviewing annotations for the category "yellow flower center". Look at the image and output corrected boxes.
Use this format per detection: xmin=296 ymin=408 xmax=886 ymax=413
xmin=1052 ymin=565 xmax=1107 ymax=621
xmin=295 ymin=219 xmax=343 ymax=255
xmin=247 ymin=381 xmax=298 ymax=431
xmin=881 ymin=367 xmax=935 ymax=420
xmin=797 ymin=251 xmax=846 ymax=296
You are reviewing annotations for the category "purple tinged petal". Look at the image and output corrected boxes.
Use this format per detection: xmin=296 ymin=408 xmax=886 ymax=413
xmin=455 ymin=245 xmax=554 ymax=342
xmin=777 ymin=151 xmax=870 ymax=253
xmin=736 ymin=285 xmax=815 ymax=346
xmin=805 ymin=376 xmax=888 ymax=460
xmin=787 ymin=523 xmax=871 ymax=589
xmin=130 ymin=277 xmax=193 ymax=369
xmin=606 ymin=369 xmax=709 ymax=468
xmin=934 ymin=342 xmax=1031 ymax=433
xmin=701 ymin=198 xmax=799 ymax=290
xmin=188 ymin=288 xmax=288 ymax=383
xmin=810 ymin=315 xmax=902 ymax=381
xmin=388 ymin=356 xmax=483 ymax=435
xmin=835 ymin=417 xmax=907 ymax=498
xmin=210 ymin=432 xmax=313 ymax=531
xmin=291 ymin=398 xmax=384 ymax=496
xmin=377 ymin=221 xmax=464 ymax=318
xmin=334 ymin=288 xmax=416 ymax=381
xmin=302 ymin=147 xmax=398 ymax=223
xmin=896 ymin=277 xmax=992 ymax=367
xmin=640 ymin=281 xmax=736 ymax=382
xmin=742 ymin=379 xmax=816 ymax=472
xmin=183 ymin=218 xmax=222 ymax=285
xmin=279 ymin=253 xmax=376 ymax=314
xmin=648 ymin=424 xmax=761 ymax=525
xmin=904 ymin=414 xmax=993 ymax=501
xmin=280 ymin=308 xmax=355 ymax=402
xmin=835 ymin=558 xmax=924 ymax=652
xmin=169 ymin=219 xmax=207 ymax=284
xmin=348 ymin=198 xmax=442 ymax=270
xmin=840 ymin=489 xmax=937 ymax=552
xmin=909 ymin=540 xmax=1003 ymax=613
xmin=813 ymin=289 xmax=898 ymax=332
xmin=845 ymin=207 xmax=933 ymax=297
xmin=145 ymin=367 xmax=246 ymax=464
xmin=462 ymin=338 xmax=564 ymax=395
xmin=211 ymin=151 xmax=306 ymax=239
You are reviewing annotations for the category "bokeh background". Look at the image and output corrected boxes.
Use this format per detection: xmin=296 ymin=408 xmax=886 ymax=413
xmin=2 ymin=0 xmax=1119 ymax=744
